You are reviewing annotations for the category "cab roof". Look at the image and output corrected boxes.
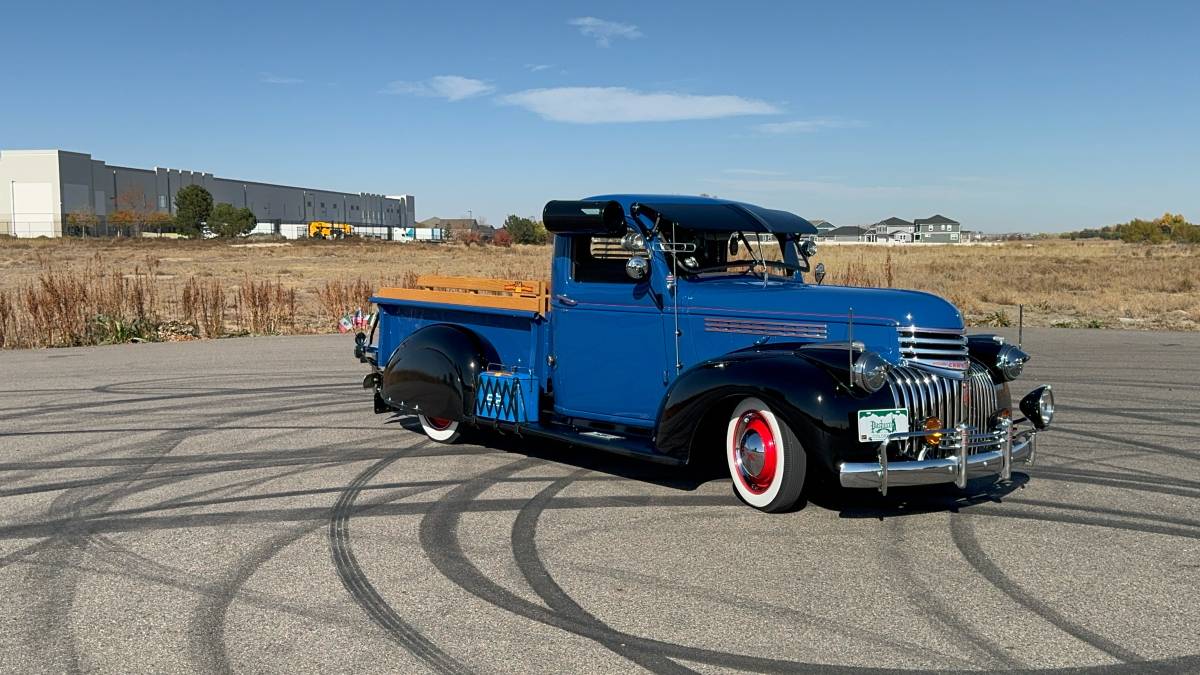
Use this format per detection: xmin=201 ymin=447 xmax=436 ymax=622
xmin=586 ymin=194 xmax=818 ymax=235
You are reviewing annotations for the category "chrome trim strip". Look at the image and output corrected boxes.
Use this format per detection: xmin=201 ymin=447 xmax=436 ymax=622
xmin=704 ymin=317 xmax=827 ymax=339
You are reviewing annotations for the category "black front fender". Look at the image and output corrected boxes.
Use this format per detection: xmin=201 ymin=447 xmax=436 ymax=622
xmin=380 ymin=324 xmax=498 ymax=421
xmin=654 ymin=349 xmax=896 ymax=472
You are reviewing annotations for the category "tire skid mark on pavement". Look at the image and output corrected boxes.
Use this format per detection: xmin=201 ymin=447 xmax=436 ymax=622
xmin=9 ymin=385 xmax=388 ymax=671
xmin=879 ymin=517 xmax=1025 ymax=668
xmin=949 ymin=516 xmax=1143 ymax=664
xmin=511 ymin=472 xmax=699 ymax=675
xmin=414 ymin=457 xmax=872 ymax=674
xmin=329 ymin=443 xmax=475 ymax=675
xmin=187 ymin=443 xmax=450 ymax=673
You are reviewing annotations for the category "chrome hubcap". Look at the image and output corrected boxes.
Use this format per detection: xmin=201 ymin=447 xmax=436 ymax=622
xmin=732 ymin=412 xmax=777 ymax=494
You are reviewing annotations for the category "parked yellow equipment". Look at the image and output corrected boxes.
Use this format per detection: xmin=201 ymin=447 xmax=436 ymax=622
xmin=309 ymin=221 xmax=354 ymax=239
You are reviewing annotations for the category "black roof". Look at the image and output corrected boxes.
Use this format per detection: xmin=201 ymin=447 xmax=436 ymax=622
xmin=877 ymin=216 xmax=914 ymax=227
xmin=826 ymin=225 xmax=867 ymax=236
xmin=638 ymin=201 xmax=817 ymax=235
xmin=914 ymin=214 xmax=958 ymax=225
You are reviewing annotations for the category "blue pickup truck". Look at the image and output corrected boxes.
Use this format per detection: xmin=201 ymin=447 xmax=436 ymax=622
xmin=354 ymin=195 xmax=1054 ymax=512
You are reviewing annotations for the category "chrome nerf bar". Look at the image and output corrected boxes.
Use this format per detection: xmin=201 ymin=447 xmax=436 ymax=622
xmin=839 ymin=420 xmax=1037 ymax=496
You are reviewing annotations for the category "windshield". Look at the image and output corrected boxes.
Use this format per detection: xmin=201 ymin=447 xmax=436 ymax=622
xmin=658 ymin=227 xmax=806 ymax=280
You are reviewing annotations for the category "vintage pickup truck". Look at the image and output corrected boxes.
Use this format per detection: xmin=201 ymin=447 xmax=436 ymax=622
xmin=354 ymin=195 xmax=1054 ymax=512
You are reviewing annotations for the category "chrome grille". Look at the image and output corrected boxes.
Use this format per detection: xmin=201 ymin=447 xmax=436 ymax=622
xmin=897 ymin=326 xmax=969 ymax=371
xmin=886 ymin=362 xmax=999 ymax=458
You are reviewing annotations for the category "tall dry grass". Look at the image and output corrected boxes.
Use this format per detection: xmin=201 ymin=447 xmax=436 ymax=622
xmin=316 ymin=278 xmax=375 ymax=320
xmin=1 ymin=237 xmax=1197 ymax=348
xmin=182 ymin=278 xmax=226 ymax=338
xmin=234 ymin=276 xmax=296 ymax=335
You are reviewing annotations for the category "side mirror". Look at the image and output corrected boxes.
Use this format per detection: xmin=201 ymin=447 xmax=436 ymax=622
xmin=813 ymin=262 xmax=826 ymax=285
xmin=626 ymin=256 xmax=649 ymax=281
xmin=728 ymin=237 xmax=739 ymax=256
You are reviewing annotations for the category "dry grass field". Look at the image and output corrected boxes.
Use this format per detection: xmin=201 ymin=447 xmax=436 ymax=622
xmin=0 ymin=236 xmax=1196 ymax=348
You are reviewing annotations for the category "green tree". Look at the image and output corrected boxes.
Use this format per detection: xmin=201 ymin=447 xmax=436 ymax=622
xmin=208 ymin=203 xmax=257 ymax=238
xmin=1118 ymin=218 xmax=1165 ymax=244
xmin=174 ymin=185 xmax=213 ymax=236
xmin=503 ymin=214 xmax=549 ymax=244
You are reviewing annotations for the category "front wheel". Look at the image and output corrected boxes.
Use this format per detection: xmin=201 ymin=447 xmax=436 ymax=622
xmin=726 ymin=398 xmax=806 ymax=512
xmin=418 ymin=415 xmax=461 ymax=443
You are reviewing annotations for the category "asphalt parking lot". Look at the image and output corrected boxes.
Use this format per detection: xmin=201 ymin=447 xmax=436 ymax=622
xmin=0 ymin=328 xmax=1197 ymax=674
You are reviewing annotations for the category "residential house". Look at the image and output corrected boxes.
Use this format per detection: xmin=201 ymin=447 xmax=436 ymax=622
xmin=868 ymin=216 xmax=915 ymax=243
xmin=913 ymin=214 xmax=961 ymax=243
xmin=419 ymin=217 xmax=496 ymax=241
xmin=820 ymin=225 xmax=869 ymax=242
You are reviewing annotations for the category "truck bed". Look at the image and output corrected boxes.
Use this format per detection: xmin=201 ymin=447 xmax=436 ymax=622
xmin=372 ymin=275 xmax=549 ymax=376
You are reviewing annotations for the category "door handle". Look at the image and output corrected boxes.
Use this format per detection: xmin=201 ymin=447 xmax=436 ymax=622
xmin=554 ymin=295 xmax=577 ymax=307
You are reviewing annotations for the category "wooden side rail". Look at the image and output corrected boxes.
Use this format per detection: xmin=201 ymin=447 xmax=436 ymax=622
xmin=375 ymin=275 xmax=550 ymax=314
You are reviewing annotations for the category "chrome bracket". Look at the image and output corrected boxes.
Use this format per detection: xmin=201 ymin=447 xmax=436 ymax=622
xmin=1001 ymin=418 xmax=1013 ymax=482
xmin=877 ymin=440 xmax=889 ymax=496
xmin=955 ymin=423 xmax=969 ymax=489
xmin=1028 ymin=431 xmax=1037 ymax=466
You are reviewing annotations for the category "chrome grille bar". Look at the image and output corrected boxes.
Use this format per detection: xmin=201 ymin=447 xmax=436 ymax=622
xmin=886 ymin=362 xmax=998 ymax=459
xmin=898 ymin=326 xmax=970 ymax=370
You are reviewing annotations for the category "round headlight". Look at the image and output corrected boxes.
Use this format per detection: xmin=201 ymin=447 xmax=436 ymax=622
xmin=1019 ymin=385 xmax=1054 ymax=430
xmin=852 ymin=351 xmax=891 ymax=392
xmin=798 ymin=238 xmax=818 ymax=258
xmin=1038 ymin=386 xmax=1055 ymax=427
xmin=996 ymin=344 xmax=1029 ymax=381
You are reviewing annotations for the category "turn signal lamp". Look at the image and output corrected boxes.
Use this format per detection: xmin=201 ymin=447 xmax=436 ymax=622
xmin=922 ymin=417 xmax=944 ymax=447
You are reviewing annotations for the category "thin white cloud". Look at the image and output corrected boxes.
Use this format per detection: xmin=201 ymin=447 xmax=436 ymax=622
xmin=755 ymin=118 xmax=865 ymax=134
xmin=260 ymin=73 xmax=304 ymax=85
xmin=723 ymin=168 xmax=788 ymax=176
xmin=524 ymin=63 xmax=553 ymax=72
xmin=568 ymin=17 xmax=643 ymax=47
xmin=499 ymin=87 xmax=780 ymax=124
xmin=379 ymin=75 xmax=495 ymax=101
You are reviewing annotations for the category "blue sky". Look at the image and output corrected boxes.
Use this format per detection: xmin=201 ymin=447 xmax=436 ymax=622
xmin=1 ymin=1 xmax=1197 ymax=231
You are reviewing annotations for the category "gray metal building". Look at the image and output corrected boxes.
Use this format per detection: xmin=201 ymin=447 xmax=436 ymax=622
xmin=0 ymin=149 xmax=415 ymax=237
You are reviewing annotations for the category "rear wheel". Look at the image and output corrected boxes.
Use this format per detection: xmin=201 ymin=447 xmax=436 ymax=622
xmin=418 ymin=415 xmax=461 ymax=443
xmin=726 ymin=397 xmax=806 ymax=512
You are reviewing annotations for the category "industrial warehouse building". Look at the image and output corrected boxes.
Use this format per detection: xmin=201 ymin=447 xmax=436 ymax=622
xmin=0 ymin=149 xmax=414 ymax=238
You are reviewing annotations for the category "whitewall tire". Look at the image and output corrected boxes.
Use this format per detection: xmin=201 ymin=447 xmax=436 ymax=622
xmin=418 ymin=415 xmax=461 ymax=443
xmin=726 ymin=397 xmax=806 ymax=512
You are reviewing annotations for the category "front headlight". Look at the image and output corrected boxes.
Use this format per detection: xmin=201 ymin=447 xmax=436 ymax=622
xmin=996 ymin=344 xmax=1029 ymax=381
xmin=1019 ymin=385 xmax=1054 ymax=429
xmin=852 ymin=351 xmax=891 ymax=393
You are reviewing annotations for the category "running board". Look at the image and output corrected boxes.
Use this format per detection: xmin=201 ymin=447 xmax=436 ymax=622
xmin=496 ymin=422 xmax=684 ymax=466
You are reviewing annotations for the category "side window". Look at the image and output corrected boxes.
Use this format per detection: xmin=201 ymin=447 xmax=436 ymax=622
xmin=572 ymin=236 xmax=633 ymax=283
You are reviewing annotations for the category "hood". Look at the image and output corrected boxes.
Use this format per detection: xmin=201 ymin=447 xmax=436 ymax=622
xmin=681 ymin=278 xmax=964 ymax=363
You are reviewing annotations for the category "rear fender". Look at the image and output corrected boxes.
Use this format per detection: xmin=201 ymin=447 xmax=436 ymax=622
xmin=380 ymin=324 xmax=498 ymax=421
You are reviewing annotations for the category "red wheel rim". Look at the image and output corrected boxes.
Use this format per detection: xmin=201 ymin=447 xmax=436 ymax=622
xmin=731 ymin=411 xmax=778 ymax=494
xmin=425 ymin=416 xmax=453 ymax=431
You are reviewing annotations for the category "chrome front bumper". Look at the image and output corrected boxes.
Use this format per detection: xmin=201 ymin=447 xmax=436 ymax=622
xmin=839 ymin=420 xmax=1037 ymax=495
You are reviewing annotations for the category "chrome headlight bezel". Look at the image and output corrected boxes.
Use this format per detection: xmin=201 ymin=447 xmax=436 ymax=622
xmin=1019 ymin=385 xmax=1054 ymax=429
xmin=852 ymin=351 xmax=892 ymax=393
xmin=995 ymin=344 xmax=1029 ymax=381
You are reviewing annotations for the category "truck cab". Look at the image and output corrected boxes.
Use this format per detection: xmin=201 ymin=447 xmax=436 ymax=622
xmin=356 ymin=195 xmax=1055 ymax=512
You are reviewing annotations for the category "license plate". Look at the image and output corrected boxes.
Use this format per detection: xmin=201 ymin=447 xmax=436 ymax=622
xmin=857 ymin=408 xmax=909 ymax=442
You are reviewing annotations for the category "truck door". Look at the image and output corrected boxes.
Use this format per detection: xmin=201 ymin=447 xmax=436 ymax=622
xmin=550 ymin=235 xmax=670 ymax=424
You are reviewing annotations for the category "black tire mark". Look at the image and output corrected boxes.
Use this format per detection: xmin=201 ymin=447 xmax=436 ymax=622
xmin=949 ymin=516 xmax=1143 ymax=664
xmin=189 ymin=452 xmax=450 ymax=673
xmin=417 ymin=458 xmax=881 ymax=674
xmin=511 ymin=472 xmax=699 ymax=675
xmin=1051 ymin=427 xmax=1199 ymax=462
xmin=330 ymin=446 xmax=474 ymax=675
xmin=880 ymin=518 xmax=1025 ymax=668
